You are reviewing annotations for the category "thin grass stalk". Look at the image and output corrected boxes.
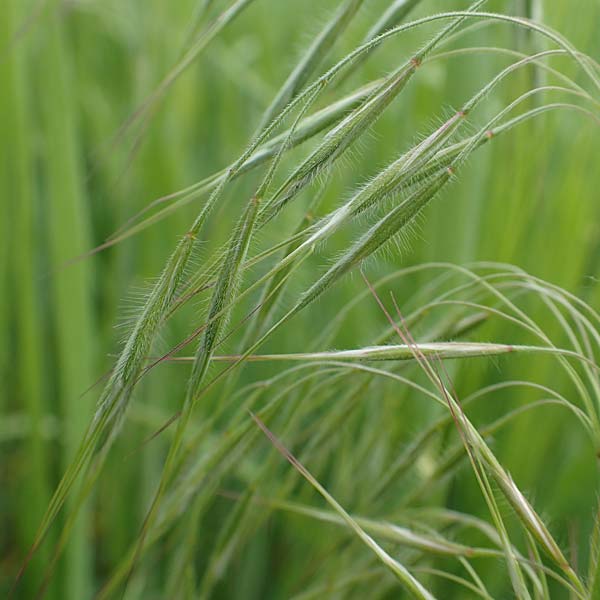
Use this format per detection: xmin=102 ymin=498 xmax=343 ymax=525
xmin=321 ymin=0 xmax=427 ymax=94
xmin=200 ymin=371 xmax=376 ymax=595
xmin=389 ymin=286 xmax=587 ymax=594
xmin=252 ymin=415 xmax=437 ymax=599
xmin=458 ymin=556 xmax=494 ymax=599
xmin=225 ymin=493 xmax=498 ymax=558
xmin=411 ymin=508 xmax=561 ymax=591
xmin=98 ymin=369 xmax=330 ymax=598
xmin=111 ymin=0 xmax=258 ymax=151
xmin=194 ymin=373 xmax=325 ymax=599
xmin=432 ymin=263 xmax=600 ymax=441
xmin=97 ymin=422 xmax=263 ymax=599
xmin=393 ymin=271 xmax=600 ymax=401
xmin=257 ymin=0 xmax=365 ymax=132
xmin=163 ymin=490 xmax=206 ymax=597
xmin=353 ymin=0 xmax=423 ymax=68
xmin=247 ymin=171 xmax=332 ymax=340
xmin=431 ymin=294 xmax=600 ymax=430
xmin=587 ymin=500 xmax=600 ymax=597
xmin=474 ymin=261 xmax=600 ymax=333
xmin=413 ymin=567 xmax=494 ymax=599
xmin=484 ymin=267 xmax=600 ymax=413
xmin=444 ymin=11 xmax=600 ymax=90
xmin=178 ymin=0 xmax=220 ymax=56
xmin=364 ymin=278 xmax=534 ymax=597
xmin=405 ymin=265 xmax=600 ymax=364
xmin=290 ymin=569 xmax=383 ymax=600
xmin=535 ymin=289 xmax=600 ymax=420
xmin=330 ymin=0 xmax=426 ymax=93
xmin=194 ymin=488 xmax=255 ymax=599
xmin=464 ymin=415 xmax=586 ymax=596
xmin=404 ymin=398 xmax=587 ymax=510
xmin=430 ymin=47 xmax=598 ymax=107
xmin=161 ymin=368 xmax=338 ymax=521
xmin=523 ymin=532 xmax=550 ymax=600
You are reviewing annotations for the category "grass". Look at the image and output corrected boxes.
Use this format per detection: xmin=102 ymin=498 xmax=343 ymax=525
xmin=3 ymin=0 xmax=600 ymax=598
xmin=1 ymin=2 xmax=54 ymax=598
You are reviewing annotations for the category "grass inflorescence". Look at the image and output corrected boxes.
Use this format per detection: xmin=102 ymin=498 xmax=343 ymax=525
xmin=5 ymin=0 xmax=600 ymax=598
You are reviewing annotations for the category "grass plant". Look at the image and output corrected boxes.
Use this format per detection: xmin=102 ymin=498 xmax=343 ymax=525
xmin=4 ymin=0 xmax=600 ymax=598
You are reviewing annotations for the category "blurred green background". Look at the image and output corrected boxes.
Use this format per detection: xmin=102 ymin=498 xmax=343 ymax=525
xmin=2 ymin=0 xmax=600 ymax=598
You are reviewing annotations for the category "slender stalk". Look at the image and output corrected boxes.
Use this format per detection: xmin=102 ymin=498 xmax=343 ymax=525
xmin=258 ymin=0 xmax=365 ymax=131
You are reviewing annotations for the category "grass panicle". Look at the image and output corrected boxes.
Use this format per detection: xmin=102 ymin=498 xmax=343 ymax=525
xmin=10 ymin=1 xmax=600 ymax=598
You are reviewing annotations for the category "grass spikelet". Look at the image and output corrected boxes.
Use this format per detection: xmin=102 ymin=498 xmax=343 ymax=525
xmin=261 ymin=60 xmax=418 ymax=219
xmin=260 ymin=1 xmax=487 ymax=220
xmin=17 ymin=230 xmax=197 ymax=589
xmin=192 ymin=341 xmax=589 ymax=363
xmin=123 ymin=82 xmax=326 ymax=579
xmin=116 ymin=195 xmax=261 ymax=587
xmin=187 ymin=195 xmax=261 ymax=403
xmin=290 ymin=170 xmax=451 ymax=319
